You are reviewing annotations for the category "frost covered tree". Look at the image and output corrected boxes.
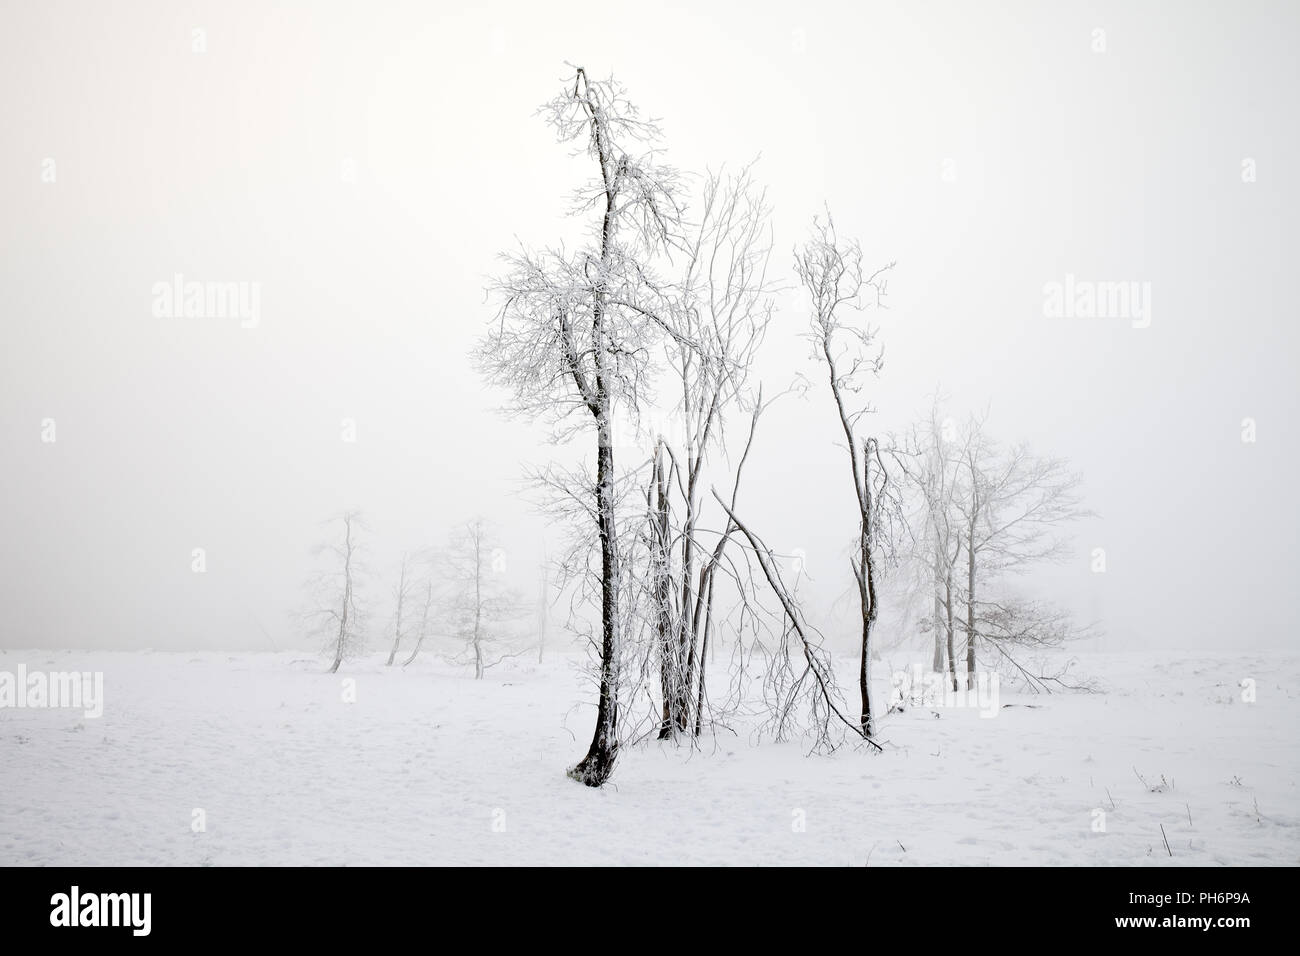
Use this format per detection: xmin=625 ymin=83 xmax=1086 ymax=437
xmin=950 ymin=414 xmax=1091 ymax=684
xmin=442 ymin=519 xmax=525 ymax=680
xmin=893 ymin=399 xmax=966 ymax=691
xmin=401 ymin=575 xmax=436 ymax=667
xmin=476 ymin=68 xmax=684 ymax=786
xmin=385 ymin=552 xmax=417 ymax=666
xmin=305 ymin=510 xmax=365 ymax=674
xmin=795 ymin=213 xmax=895 ymax=737
xmin=639 ymin=165 xmax=776 ymax=740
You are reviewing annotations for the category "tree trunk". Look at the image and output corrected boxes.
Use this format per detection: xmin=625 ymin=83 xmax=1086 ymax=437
xmin=945 ymin=571 xmax=958 ymax=692
xmin=965 ymin=533 xmax=977 ymax=686
xmin=677 ymin=464 xmax=698 ymax=735
xmin=537 ymin=562 xmax=547 ymax=664
xmin=330 ymin=558 xmax=351 ymax=674
xmin=693 ymin=570 xmax=715 ymax=737
xmin=652 ymin=447 xmax=677 ymax=739
xmin=403 ymin=581 xmax=431 ymax=667
xmin=859 ymin=438 xmax=879 ymax=737
xmin=386 ymin=563 xmax=406 ymax=667
xmin=932 ymin=572 xmax=945 ymax=673
xmin=331 ymin=518 xmax=358 ymax=673
xmin=570 ymin=419 xmax=621 ymax=786
xmin=473 ymin=537 xmax=484 ymax=680
xmin=403 ymin=635 xmax=424 ymax=667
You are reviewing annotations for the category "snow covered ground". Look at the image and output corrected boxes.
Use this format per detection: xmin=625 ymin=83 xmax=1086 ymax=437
xmin=1 ymin=647 xmax=1295 ymax=866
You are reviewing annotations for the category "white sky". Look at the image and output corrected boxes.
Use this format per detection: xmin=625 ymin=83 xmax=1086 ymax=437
xmin=2 ymin=0 xmax=1295 ymax=652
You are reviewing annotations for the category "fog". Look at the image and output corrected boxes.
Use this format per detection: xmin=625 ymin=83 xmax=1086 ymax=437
xmin=2 ymin=0 xmax=1295 ymax=653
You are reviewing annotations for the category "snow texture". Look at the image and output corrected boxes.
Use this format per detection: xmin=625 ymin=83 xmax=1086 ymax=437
xmin=1 ymin=649 xmax=1294 ymax=865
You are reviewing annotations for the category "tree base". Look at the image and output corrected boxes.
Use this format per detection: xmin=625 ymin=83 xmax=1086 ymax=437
xmin=567 ymin=747 xmax=618 ymax=788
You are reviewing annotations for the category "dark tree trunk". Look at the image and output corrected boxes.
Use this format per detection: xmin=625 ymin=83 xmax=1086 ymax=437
xmin=652 ymin=448 xmax=677 ymax=739
xmin=569 ymin=422 xmax=621 ymax=786
xmin=859 ymin=438 xmax=880 ymax=737
xmin=945 ymin=571 xmax=958 ymax=692
xmin=676 ymin=473 xmax=698 ymax=734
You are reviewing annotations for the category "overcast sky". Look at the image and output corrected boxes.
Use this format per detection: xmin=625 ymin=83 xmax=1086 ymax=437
xmin=1 ymin=0 xmax=1295 ymax=653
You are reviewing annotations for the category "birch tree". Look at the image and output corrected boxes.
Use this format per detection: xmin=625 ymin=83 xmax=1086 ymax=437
xmin=385 ymin=552 xmax=417 ymax=666
xmin=795 ymin=213 xmax=895 ymax=737
xmin=401 ymin=575 xmax=436 ymax=667
xmin=640 ymin=165 xmax=776 ymax=740
xmin=305 ymin=510 xmax=365 ymax=674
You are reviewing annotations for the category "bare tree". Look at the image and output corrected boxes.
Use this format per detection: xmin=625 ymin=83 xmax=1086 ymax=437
xmin=795 ymin=212 xmax=895 ymax=736
xmin=401 ymin=573 xmax=436 ymax=667
xmin=385 ymin=552 xmax=417 ymax=666
xmin=634 ymin=165 xmax=776 ymax=740
xmin=476 ymin=68 xmax=684 ymax=786
xmin=304 ymin=511 xmax=365 ymax=674
xmin=443 ymin=519 xmax=525 ymax=679
xmin=951 ymin=415 xmax=1092 ymax=683
xmin=892 ymin=398 xmax=967 ymax=691
xmin=711 ymin=491 xmax=882 ymax=752
xmin=536 ymin=552 xmax=550 ymax=664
